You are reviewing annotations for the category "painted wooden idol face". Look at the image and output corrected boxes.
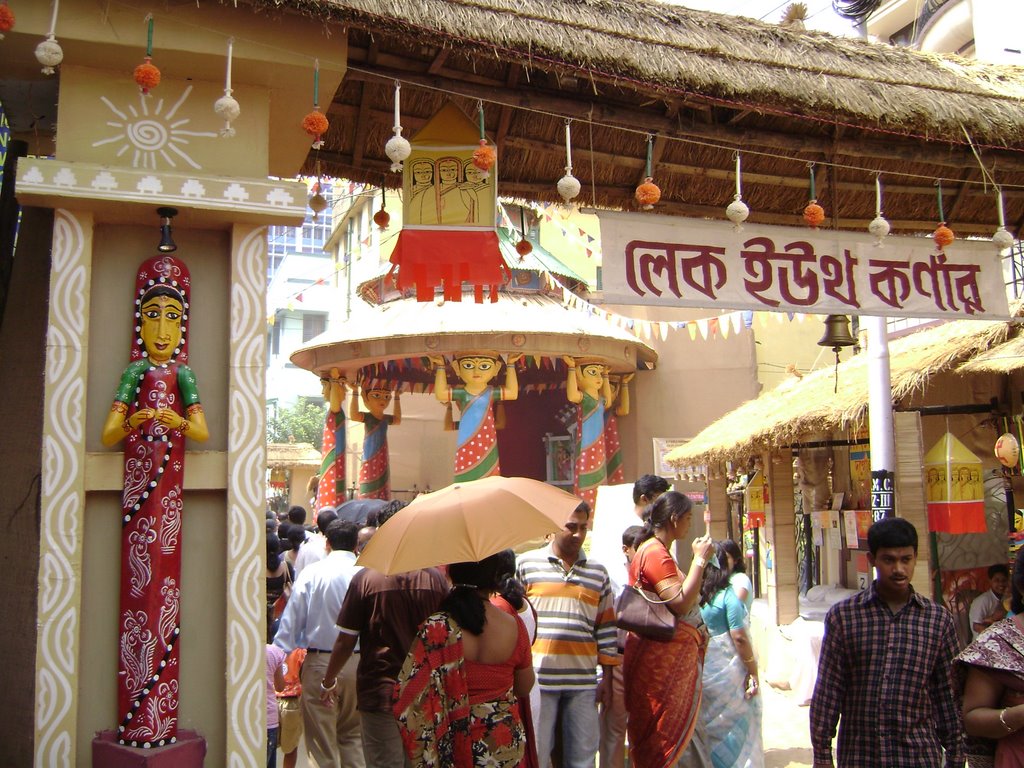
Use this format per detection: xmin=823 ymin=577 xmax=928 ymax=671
xmin=363 ymin=388 xmax=393 ymax=418
xmin=139 ymin=293 xmax=184 ymax=365
xmin=457 ymin=357 xmax=499 ymax=388
xmin=578 ymin=363 xmax=606 ymax=395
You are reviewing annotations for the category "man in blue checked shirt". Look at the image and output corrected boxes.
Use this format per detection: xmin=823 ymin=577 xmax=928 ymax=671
xmin=809 ymin=516 xmax=965 ymax=767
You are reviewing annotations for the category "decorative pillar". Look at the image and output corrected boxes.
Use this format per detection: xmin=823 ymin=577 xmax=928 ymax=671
xmin=893 ymin=411 xmax=933 ymax=597
xmin=867 ymin=316 xmax=896 ymax=520
xmin=707 ymin=471 xmax=730 ymax=541
xmin=766 ymin=448 xmax=799 ymax=625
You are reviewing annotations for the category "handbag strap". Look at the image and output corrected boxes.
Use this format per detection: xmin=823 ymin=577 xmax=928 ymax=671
xmin=631 ymin=537 xmax=685 ymax=604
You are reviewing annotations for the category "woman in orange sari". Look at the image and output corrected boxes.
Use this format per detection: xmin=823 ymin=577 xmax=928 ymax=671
xmin=623 ymin=491 xmax=714 ymax=768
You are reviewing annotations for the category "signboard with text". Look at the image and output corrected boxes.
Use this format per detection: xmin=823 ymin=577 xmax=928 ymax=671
xmin=598 ymin=211 xmax=1009 ymax=319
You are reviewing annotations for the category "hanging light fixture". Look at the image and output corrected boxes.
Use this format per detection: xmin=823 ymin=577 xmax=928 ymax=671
xmin=817 ymin=314 xmax=856 ymax=392
xmin=156 ymin=207 xmax=178 ymax=253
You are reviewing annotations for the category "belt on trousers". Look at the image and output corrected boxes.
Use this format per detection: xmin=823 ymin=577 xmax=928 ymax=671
xmin=307 ymin=648 xmax=359 ymax=654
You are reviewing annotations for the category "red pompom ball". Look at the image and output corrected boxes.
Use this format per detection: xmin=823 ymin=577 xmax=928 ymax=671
xmin=803 ymin=201 xmax=825 ymax=228
xmin=635 ymin=177 xmax=661 ymax=210
xmin=373 ymin=209 xmax=391 ymax=231
xmin=0 ymin=3 xmax=16 ymax=36
xmin=134 ymin=57 xmax=161 ymax=95
xmin=303 ymin=110 xmax=330 ymax=143
xmin=472 ymin=140 xmax=496 ymax=174
xmin=515 ymin=238 xmax=533 ymax=258
xmin=933 ymin=223 xmax=955 ymax=249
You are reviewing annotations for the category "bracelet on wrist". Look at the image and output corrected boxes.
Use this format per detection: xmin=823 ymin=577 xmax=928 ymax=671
xmin=1000 ymin=707 xmax=1017 ymax=733
xmin=320 ymin=677 xmax=337 ymax=693
xmin=693 ymin=556 xmax=707 ymax=569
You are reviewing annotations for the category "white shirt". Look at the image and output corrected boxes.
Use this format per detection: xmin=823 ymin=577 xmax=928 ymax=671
xmin=293 ymin=533 xmax=327 ymax=579
xmin=969 ymin=590 xmax=1003 ymax=639
xmin=273 ymin=550 xmax=361 ymax=652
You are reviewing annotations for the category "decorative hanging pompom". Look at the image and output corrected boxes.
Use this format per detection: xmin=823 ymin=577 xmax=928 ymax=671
xmin=473 ymin=140 xmax=496 ymax=177
xmin=635 ymin=136 xmax=660 ymax=210
xmin=0 ymin=2 xmax=16 ymax=39
xmin=515 ymin=238 xmax=533 ymax=259
xmin=726 ymin=153 xmax=749 ymax=228
xmin=933 ymin=223 xmax=955 ymax=250
xmin=36 ymin=35 xmax=62 ymax=74
xmin=868 ymin=176 xmax=890 ymax=245
xmin=373 ymin=208 xmax=390 ymax=231
xmin=304 ymin=60 xmax=329 ymax=149
xmin=133 ymin=16 xmax=160 ymax=95
xmin=557 ymin=120 xmax=581 ymax=204
xmin=635 ymin=177 xmax=661 ymax=210
xmin=993 ymin=187 xmax=1015 ymax=252
xmin=214 ymin=37 xmax=239 ymax=138
xmin=384 ymin=81 xmax=410 ymax=172
xmin=803 ymin=201 xmax=825 ymax=228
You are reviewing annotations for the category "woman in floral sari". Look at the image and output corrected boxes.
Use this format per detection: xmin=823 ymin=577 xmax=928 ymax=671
xmin=394 ymin=552 xmax=535 ymax=767
xmin=623 ymin=491 xmax=714 ymax=768
xmin=956 ymin=548 xmax=1024 ymax=768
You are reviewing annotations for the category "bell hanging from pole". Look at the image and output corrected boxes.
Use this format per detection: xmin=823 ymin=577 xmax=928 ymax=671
xmin=818 ymin=314 xmax=856 ymax=392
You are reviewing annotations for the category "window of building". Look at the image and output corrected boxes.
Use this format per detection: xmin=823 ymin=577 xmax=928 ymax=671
xmin=302 ymin=312 xmax=327 ymax=342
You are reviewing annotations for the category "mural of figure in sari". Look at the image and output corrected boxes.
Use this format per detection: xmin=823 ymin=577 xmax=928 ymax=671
xmin=100 ymin=255 xmax=210 ymax=748
xmin=429 ymin=351 xmax=522 ymax=482
xmin=350 ymin=384 xmax=401 ymax=499
xmin=408 ymin=158 xmax=438 ymax=225
xmin=316 ymin=368 xmax=347 ymax=510
xmin=435 ymin=155 xmax=471 ymax=224
xmin=605 ymin=373 xmax=634 ymax=485
xmin=564 ymin=356 xmax=612 ymax=507
xmin=459 ymin=160 xmax=488 ymax=224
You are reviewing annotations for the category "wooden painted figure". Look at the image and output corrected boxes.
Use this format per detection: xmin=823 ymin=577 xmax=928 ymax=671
xmin=100 ymin=255 xmax=209 ymax=748
xmin=429 ymin=351 xmax=522 ymax=482
xmin=564 ymin=356 xmax=612 ymax=507
xmin=316 ymin=368 xmax=347 ymax=510
xmin=350 ymin=384 xmax=401 ymax=499
xmin=605 ymin=373 xmax=634 ymax=485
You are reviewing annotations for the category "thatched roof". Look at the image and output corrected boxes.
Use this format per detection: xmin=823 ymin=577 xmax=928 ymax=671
xmin=665 ymin=315 xmax=1018 ymax=467
xmin=267 ymin=442 xmax=323 ymax=468
xmin=957 ymin=334 xmax=1024 ymax=374
xmin=256 ymin=0 xmax=1024 ymax=235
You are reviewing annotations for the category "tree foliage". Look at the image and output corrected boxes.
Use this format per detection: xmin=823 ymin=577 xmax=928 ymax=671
xmin=267 ymin=399 xmax=326 ymax=450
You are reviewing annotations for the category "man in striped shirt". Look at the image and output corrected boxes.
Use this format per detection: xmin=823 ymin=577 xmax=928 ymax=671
xmin=517 ymin=500 xmax=619 ymax=768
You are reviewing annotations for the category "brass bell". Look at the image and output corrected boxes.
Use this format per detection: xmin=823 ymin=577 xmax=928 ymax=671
xmin=817 ymin=314 xmax=856 ymax=352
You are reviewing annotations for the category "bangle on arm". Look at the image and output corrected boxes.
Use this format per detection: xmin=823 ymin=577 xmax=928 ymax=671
xmin=320 ymin=676 xmax=337 ymax=693
xmin=1000 ymin=708 xmax=1017 ymax=733
xmin=693 ymin=556 xmax=707 ymax=569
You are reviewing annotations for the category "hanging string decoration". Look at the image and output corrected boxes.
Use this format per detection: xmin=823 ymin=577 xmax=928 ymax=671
xmin=35 ymin=0 xmax=62 ymax=75
xmin=213 ymin=37 xmax=240 ymax=138
xmin=635 ymin=134 xmax=661 ymax=210
xmin=933 ymin=181 xmax=955 ymax=251
xmin=472 ymin=101 xmax=496 ymax=179
xmin=0 ymin=1 xmax=15 ymax=39
xmin=302 ymin=59 xmax=329 ymax=150
xmin=803 ymin=163 xmax=825 ymax=227
xmin=557 ymin=120 xmax=581 ymax=204
xmin=308 ymin=159 xmax=327 ymax=219
xmin=373 ymin=186 xmax=390 ymax=230
xmin=993 ymin=187 xmax=1015 ymax=253
xmin=516 ymin=206 xmax=533 ymax=259
xmin=133 ymin=15 xmax=161 ymax=95
xmin=384 ymin=81 xmax=411 ymax=172
xmin=726 ymin=152 xmax=750 ymax=228
xmin=868 ymin=174 xmax=890 ymax=245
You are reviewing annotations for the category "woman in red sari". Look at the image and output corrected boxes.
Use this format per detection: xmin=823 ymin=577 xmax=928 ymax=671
xmin=623 ymin=491 xmax=713 ymax=768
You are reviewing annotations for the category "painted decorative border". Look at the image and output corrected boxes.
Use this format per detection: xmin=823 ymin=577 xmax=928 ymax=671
xmin=35 ymin=209 xmax=92 ymax=767
xmin=17 ymin=159 xmax=307 ymax=223
xmin=225 ymin=225 xmax=268 ymax=765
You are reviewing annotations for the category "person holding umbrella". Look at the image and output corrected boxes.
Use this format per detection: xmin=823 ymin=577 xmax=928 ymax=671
xmin=393 ymin=552 xmax=536 ymax=767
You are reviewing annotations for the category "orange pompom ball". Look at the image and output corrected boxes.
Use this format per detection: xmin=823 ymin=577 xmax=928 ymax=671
xmin=133 ymin=57 xmax=161 ymax=95
xmin=803 ymin=201 xmax=825 ymax=228
xmin=0 ymin=4 xmax=16 ymax=36
xmin=472 ymin=140 xmax=496 ymax=174
xmin=933 ymin=223 xmax=955 ymax=249
xmin=303 ymin=110 xmax=330 ymax=146
xmin=373 ymin=209 xmax=391 ymax=231
xmin=635 ymin=177 xmax=661 ymax=210
xmin=515 ymin=238 xmax=533 ymax=258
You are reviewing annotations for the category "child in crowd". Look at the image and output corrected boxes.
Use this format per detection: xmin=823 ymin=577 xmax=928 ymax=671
xmin=277 ymin=648 xmax=306 ymax=768
xmin=266 ymin=644 xmax=286 ymax=768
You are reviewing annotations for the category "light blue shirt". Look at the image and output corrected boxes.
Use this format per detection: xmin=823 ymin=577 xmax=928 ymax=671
xmin=273 ymin=550 xmax=361 ymax=652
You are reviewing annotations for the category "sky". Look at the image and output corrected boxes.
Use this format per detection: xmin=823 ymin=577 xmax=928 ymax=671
xmin=668 ymin=0 xmax=861 ymax=37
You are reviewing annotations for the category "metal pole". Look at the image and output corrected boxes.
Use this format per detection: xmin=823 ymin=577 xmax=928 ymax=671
xmin=866 ymin=316 xmax=896 ymax=520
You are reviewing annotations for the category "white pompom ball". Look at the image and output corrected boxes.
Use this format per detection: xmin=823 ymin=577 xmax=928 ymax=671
xmin=36 ymin=36 xmax=63 ymax=75
xmin=868 ymin=216 xmax=891 ymax=243
xmin=385 ymin=133 xmax=411 ymax=173
xmin=993 ymin=227 xmax=1015 ymax=252
xmin=726 ymin=199 xmax=749 ymax=226
xmin=557 ymin=173 xmax=581 ymax=203
xmin=214 ymin=94 xmax=240 ymax=122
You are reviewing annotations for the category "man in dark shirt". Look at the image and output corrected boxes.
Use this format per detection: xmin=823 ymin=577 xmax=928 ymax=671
xmin=809 ymin=516 xmax=965 ymax=767
xmin=318 ymin=500 xmax=449 ymax=768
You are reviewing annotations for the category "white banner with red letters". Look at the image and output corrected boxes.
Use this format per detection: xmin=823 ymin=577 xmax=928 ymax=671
xmin=598 ymin=211 xmax=1010 ymax=319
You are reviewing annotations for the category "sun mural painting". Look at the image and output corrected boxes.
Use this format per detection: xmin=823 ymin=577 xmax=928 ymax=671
xmin=100 ymin=255 xmax=209 ymax=748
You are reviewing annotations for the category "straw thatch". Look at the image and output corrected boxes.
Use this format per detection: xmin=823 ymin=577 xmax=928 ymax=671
xmin=257 ymin=0 xmax=1024 ymax=234
xmin=665 ymin=315 xmax=1018 ymax=467
xmin=957 ymin=334 xmax=1024 ymax=374
xmin=267 ymin=442 xmax=323 ymax=468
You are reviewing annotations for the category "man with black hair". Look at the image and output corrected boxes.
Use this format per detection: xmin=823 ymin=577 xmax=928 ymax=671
xmin=810 ymin=516 xmax=964 ymax=767
xmin=319 ymin=500 xmax=449 ymax=767
xmin=969 ymin=562 xmax=1010 ymax=639
xmin=632 ymin=473 xmax=670 ymax=515
xmin=275 ymin=518 xmax=363 ymax=768
xmin=295 ymin=506 xmax=338 ymax=579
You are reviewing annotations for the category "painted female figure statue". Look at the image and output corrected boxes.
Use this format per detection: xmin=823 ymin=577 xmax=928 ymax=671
xmin=564 ymin=356 xmax=612 ymax=507
xmin=316 ymin=368 xmax=347 ymax=510
xmin=429 ymin=351 xmax=521 ymax=482
xmin=350 ymin=384 xmax=401 ymax=499
xmin=604 ymin=373 xmax=634 ymax=485
xmin=100 ymin=255 xmax=209 ymax=748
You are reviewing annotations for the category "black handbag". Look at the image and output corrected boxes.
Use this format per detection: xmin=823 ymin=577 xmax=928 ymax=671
xmin=614 ymin=582 xmax=679 ymax=641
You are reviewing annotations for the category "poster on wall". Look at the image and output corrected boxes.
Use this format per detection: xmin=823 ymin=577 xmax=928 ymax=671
xmin=653 ymin=437 xmax=689 ymax=478
xmin=843 ymin=510 xmax=859 ymax=547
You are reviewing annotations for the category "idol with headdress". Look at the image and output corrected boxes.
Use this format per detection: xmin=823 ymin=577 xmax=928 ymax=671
xmin=350 ymin=382 xmax=401 ymax=499
xmin=564 ymin=356 xmax=612 ymax=507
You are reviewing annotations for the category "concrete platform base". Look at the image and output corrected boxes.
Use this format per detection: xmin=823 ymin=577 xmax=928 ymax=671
xmin=92 ymin=729 xmax=206 ymax=767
